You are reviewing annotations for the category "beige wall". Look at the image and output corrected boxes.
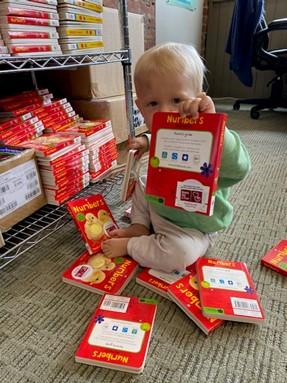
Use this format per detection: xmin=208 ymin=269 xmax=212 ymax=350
xmin=205 ymin=0 xmax=287 ymax=98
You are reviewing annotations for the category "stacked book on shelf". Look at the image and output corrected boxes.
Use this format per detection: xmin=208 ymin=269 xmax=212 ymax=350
xmin=65 ymin=118 xmax=118 ymax=183
xmin=0 ymin=89 xmax=80 ymax=143
xmin=0 ymin=0 xmax=62 ymax=56
xmin=57 ymin=0 xmax=104 ymax=54
xmin=0 ymin=89 xmax=52 ymax=145
xmin=21 ymin=133 xmax=90 ymax=205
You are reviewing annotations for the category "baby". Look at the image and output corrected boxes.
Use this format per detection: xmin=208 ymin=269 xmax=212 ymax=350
xmin=102 ymin=42 xmax=251 ymax=272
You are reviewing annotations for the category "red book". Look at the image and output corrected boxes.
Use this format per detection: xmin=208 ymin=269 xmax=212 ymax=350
xmin=261 ymin=240 xmax=287 ymax=276
xmin=21 ymin=134 xmax=81 ymax=159
xmin=1 ymin=6 xmax=58 ymax=19
xmin=75 ymin=294 xmax=157 ymax=373
xmin=0 ymin=15 xmax=59 ymax=27
xmin=66 ymin=194 xmax=118 ymax=255
xmin=8 ymin=44 xmax=60 ymax=53
xmin=167 ymin=264 xmax=223 ymax=335
xmin=145 ymin=112 xmax=227 ymax=216
xmin=136 ymin=267 xmax=190 ymax=299
xmin=196 ymin=257 xmax=265 ymax=324
xmin=2 ymin=30 xmax=58 ymax=40
xmin=62 ymin=250 xmax=138 ymax=295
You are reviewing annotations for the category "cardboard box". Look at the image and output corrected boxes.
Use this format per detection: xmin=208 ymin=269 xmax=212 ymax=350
xmin=44 ymin=7 xmax=144 ymax=99
xmin=0 ymin=146 xmax=47 ymax=232
xmin=72 ymin=95 xmax=147 ymax=143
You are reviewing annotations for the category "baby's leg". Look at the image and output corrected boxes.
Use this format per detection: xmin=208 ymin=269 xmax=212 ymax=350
xmin=126 ymin=209 xmax=212 ymax=272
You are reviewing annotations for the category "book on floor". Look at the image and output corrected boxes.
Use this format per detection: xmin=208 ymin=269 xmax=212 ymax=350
xmin=66 ymin=193 xmax=118 ymax=254
xmin=261 ymin=240 xmax=287 ymax=276
xmin=136 ymin=267 xmax=190 ymax=299
xmin=120 ymin=149 xmax=141 ymax=201
xmin=75 ymin=294 xmax=157 ymax=373
xmin=196 ymin=257 xmax=265 ymax=324
xmin=145 ymin=112 xmax=227 ymax=216
xmin=62 ymin=250 xmax=138 ymax=295
xmin=167 ymin=263 xmax=224 ymax=335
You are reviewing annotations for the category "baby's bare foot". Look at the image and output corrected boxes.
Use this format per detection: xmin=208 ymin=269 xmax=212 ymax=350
xmin=102 ymin=238 xmax=130 ymax=258
xmin=109 ymin=224 xmax=150 ymax=238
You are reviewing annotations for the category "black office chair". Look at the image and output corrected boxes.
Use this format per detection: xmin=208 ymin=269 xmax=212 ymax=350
xmin=233 ymin=17 xmax=287 ymax=119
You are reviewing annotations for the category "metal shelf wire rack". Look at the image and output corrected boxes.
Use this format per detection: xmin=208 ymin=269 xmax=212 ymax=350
xmin=0 ymin=50 xmax=129 ymax=74
xmin=0 ymin=172 xmax=125 ymax=270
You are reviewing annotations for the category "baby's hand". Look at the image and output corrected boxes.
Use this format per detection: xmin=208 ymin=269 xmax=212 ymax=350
xmin=178 ymin=92 xmax=216 ymax=119
xmin=198 ymin=92 xmax=216 ymax=114
xmin=128 ymin=135 xmax=149 ymax=158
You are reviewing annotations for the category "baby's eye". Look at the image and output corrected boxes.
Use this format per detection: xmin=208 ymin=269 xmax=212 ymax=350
xmin=148 ymin=101 xmax=158 ymax=107
xmin=173 ymin=98 xmax=181 ymax=104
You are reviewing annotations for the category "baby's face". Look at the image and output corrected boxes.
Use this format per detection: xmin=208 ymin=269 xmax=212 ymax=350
xmin=135 ymin=72 xmax=197 ymax=130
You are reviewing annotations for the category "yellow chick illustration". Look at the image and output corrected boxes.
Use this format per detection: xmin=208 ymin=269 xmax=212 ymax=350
xmin=97 ymin=209 xmax=112 ymax=224
xmin=84 ymin=213 xmax=104 ymax=241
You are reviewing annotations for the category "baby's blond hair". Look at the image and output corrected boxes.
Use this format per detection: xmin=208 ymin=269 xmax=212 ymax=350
xmin=134 ymin=42 xmax=205 ymax=95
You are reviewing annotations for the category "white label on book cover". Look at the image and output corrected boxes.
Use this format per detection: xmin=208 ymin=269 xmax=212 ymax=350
xmin=88 ymin=318 xmax=145 ymax=353
xmin=72 ymin=264 xmax=93 ymax=280
xmin=202 ymin=266 xmax=249 ymax=292
xmin=175 ymin=179 xmax=209 ymax=212
xmin=155 ymin=129 xmax=213 ymax=171
xmin=230 ymin=297 xmax=263 ymax=318
xmin=148 ymin=269 xmax=189 ymax=284
xmin=0 ymin=160 xmax=41 ymax=219
xmin=100 ymin=295 xmax=130 ymax=313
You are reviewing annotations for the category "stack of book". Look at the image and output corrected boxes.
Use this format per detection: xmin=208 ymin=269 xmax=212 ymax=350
xmin=21 ymin=133 xmax=90 ymax=205
xmin=0 ymin=0 xmax=61 ymax=56
xmin=65 ymin=119 xmax=118 ymax=183
xmin=136 ymin=257 xmax=266 ymax=335
xmin=0 ymin=29 xmax=9 ymax=56
xmin=0 ymin=89 xmax=54 ymax=145
xmin=57 ymin=0 xmax=103 ymax=54
xmin=32 ymin=98 xmax=79 ymax=133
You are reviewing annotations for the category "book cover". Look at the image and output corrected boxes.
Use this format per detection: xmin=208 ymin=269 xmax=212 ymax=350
xmin=66 ymin=193 xmax=118 ymax=254
xmin=261 ymin=240 xmax=287 ymax=276
xmin=75 ymin=294 xmax=157 ymax=373
xmin=167 ymin=264 xmax=223 ymax=335
xmin=120 ymin=149 xmax=141 ymax=202
xmin=136 ymin=267 xmax=190 ymax=299
xmin=196 ymin=257 xmax=265 ymax=324
xmin=145 ymin=112 xmax=227 ymax=216
xmin=62 ymin=250 xmax=138 ymax=295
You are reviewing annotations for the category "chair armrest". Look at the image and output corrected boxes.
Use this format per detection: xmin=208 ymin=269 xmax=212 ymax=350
xmin=268 ymin=18 xmax=287 ymax=32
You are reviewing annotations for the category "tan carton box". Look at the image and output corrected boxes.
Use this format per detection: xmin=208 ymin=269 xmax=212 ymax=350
xmin=0 ymin=146 xmax=47 ymax=233
xmin=72 ymin=95 xmax=147 ymax=143
xmin=46 ymin=7 xmax=144 ymax=99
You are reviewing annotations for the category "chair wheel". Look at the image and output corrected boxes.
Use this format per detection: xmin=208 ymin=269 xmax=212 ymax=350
xmin=233 ymin=101 xmax=240 ymax=111
xmin=251 ymin=109 xmax=260 ymax=119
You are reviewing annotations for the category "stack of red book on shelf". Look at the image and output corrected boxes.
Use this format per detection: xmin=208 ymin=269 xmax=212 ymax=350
xmin=0 ymin=0 xmax=62 ymax=56
xmin=33 ymin=98 xmax=79 ymax=133
xmin=0 ymin=89 xmax=53 ymax=145
xmin=0 ymin=90 xmax=81 ymax=145
xmin=65 ymin=119 xmax=118 ymax=183
xmin=57 ymin=0 xmax=104 ymax=54
xmin=21 ymin=133 xmax=90 ymax=205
